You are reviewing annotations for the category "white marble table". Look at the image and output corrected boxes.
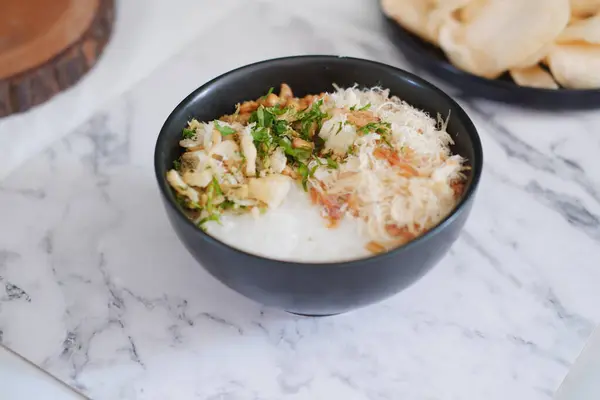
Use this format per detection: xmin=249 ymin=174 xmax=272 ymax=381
xmin=2 ymin=1 xmax=600 ymax=399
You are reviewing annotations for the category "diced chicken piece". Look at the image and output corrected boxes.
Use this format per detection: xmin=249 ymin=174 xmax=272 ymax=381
xmin=209 ymin=140 xmax=241 ymax=161
xmin=180 ymin=121 xmax=208 ymax=148
xmin=226 ymin=184 xmax=250 ymax=201
xmin=181 ymin=150 xmax=209 ymax=172
xmin=166 ymin=170 xmax=199 ymax=203
xmin=319 ymin=114 xmax=358 ymax=155
xmin=292 ymin=138 xmax=314 ymax=150
xmin=219 ymin=114 xmax=238 ymax=124
xmin=179 ymin=138 xmax=200 ymax=148
xmin=183 ymin=170 xmax=213 ymax=188
xmin=200 ymin=122 xmax=214 ymax=150
xmin=210 ymin=129 xmax=222 ymax=150
xmin=240 ymin=125 xmax=257 ymax=176
xmin=248 ymin=175 xmax=292 ymax=209
xmin=269 ymin=147 xmax=287 ymax=174
xmin=188 ymin=119 xmax=201 ymax=130
xmin=281 ymin=165 xmax=299 ymax=179
xmin=167 ymin=169 xmax=187 ymax=192
xmin=279 ymin=83 xmax=293 ymax=100
xmin=212 ymin=195 xmax=225 ymax=205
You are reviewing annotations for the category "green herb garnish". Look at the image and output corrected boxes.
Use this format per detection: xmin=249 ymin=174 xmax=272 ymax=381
xmin=248 ymin=105 xmax=294 ymax=159
xmin=252 ymin=127 xmax=270 ymax=142
xmin=175 ymin=194 xmax=188 ymax=208
xmin=182 ymin=128 xmax=196 ymax=139
xmin=221 ymin=200 xmax=236 ymax=210
xmin=256 ymin=107 xmax=266 ymax=127
xmin=175 ymin=193 xmax=201 ymax=211
xmin=296 ymin=162 xmax=319 ymax=192
xmin=197 ymin=213 xmax=221 ymax=230
xmin=173 ymin=159 xmax=181 ymax=170
xmin=358 ymin=122 xmax=392 ymax=135
xmin=214 ymin=121 xmax=236 ymax=136
xmin=260 ymin=87 xmax=274 ymax=100
xmin=268 ymin=105 xmax=287 ymax=116
xmin=273 ymin=120 xmax=289 ymax=135
xmin=296 ymin=99 xmax=327 ymax=139
xmin=326 ymin=157 xmax=338 ymax=169
xmin=211 ymin=176 xmax=223 ymax=196
xmin=349 ymin=103 xmax=370 ymax=111
xmin=278 ymin=138 xmax=311 ymax=162
xmin=297 ymin=163 xmax=310 ymax=191
xmin=194 ymin=178 xmax=226 ymax=230
xmin=381 ymin=135 xmax=394 ymax=149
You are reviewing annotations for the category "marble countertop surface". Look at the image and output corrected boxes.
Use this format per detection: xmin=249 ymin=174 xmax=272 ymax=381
xmin=2 ymin=0 xmax=600 ymax=399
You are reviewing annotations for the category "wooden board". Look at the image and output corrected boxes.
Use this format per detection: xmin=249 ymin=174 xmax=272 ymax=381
xmin=0 ymin=0 xmax=115 ymax=117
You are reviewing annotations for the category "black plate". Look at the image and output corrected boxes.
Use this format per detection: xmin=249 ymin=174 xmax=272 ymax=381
xmin=382 ymin=15 xmax=600 ymax=110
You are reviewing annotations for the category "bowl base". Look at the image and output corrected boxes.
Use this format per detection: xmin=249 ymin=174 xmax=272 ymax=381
xmin=287 ymin=311 xmax=339 ymax=317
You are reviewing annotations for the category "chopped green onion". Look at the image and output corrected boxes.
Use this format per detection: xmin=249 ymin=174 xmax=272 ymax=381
xmin=309 ymin=164 xmax=319 ymax=177
xmin=350 ymin=103 xmax=370 ymax=111
xmin=211 ymin=176 xmax=223 ymax=196
xmin=182 ymin=128 xmax=196 ymax=139
xmin=257 ymin=107 xmax=265 ymax=127
xmin=326 ymin=157 xmax=338 ymax=169
xmin=273 ymin=120 xmax=289 ymax=135
xmin=221 ymin=200 xmax=236 ymax=210
xmin=252 ymin=127 xmax=271 ymax=144
xmin=260 ymin=87 xmax=274 ymax=100
xmin=381 ymin=135 xmax=394 ymax=149
xmin=298 ymin=163 xmax=309 ymax=191
xmin=214 ymin=121 xmax=236 ymax=136
xmin=198 ymin=213 xmax=221 ymax=230
xmin=358 ymin=122 xmax=391 ymax=135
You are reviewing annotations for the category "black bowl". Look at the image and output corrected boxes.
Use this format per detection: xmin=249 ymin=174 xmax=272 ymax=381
xmin=154 ymin=56 xmax=483 ymax=316
xmin=382 ymin=15 xmax=600 ymax=110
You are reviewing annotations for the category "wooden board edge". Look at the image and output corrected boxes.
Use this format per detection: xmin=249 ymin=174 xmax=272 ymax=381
xmin=0 ymin=0 xmax=116 ymax=118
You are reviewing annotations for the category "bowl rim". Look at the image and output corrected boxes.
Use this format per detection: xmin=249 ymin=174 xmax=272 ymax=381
xmin=154 ymin=55 xmax=484 ymax=267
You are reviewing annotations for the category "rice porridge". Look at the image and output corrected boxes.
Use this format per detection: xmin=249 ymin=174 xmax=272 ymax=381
xmin=167 ymin=84 xmax=467 ymax=262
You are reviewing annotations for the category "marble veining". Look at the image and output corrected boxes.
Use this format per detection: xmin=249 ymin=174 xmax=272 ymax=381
xmin=1 ymin=0 xmax=600 ymax=399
